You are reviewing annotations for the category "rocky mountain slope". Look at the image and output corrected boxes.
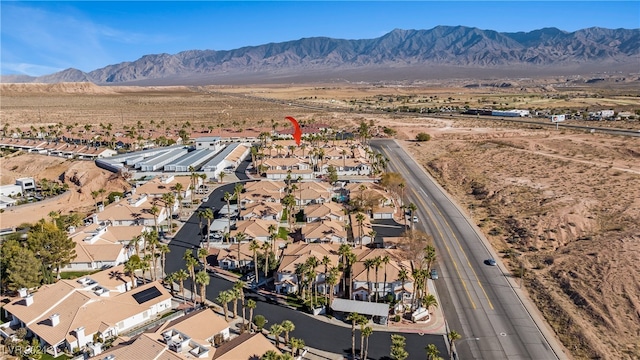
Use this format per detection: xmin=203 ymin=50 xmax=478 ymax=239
xmin=4 ymin=26 xmax=638 ymax=85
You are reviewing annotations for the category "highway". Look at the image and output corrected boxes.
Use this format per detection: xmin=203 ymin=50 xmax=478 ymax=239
xmin=371 ymin=139 xmax=566 ymax=360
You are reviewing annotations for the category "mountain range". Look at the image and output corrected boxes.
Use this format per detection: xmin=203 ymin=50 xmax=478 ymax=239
xmin=3 ymin=26 xmax=639 ymax=85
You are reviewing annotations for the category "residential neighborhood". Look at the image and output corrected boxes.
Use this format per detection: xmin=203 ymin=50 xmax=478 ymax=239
xmin=1 ymin=123 xmax=445 ymax=360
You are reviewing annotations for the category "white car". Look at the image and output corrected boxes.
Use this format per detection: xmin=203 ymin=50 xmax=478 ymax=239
xmin=202 ymin=196 xmax=209 ymax=202
xmin=413 ymin=216 xmax=419 ymax=223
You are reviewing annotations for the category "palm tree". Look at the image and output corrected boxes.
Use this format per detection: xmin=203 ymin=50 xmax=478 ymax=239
xmin=398 ymin=182 xmax=405 ymax=208
xmin=158 ymin=244 xmax=170 ymax=279
xmin=381 ymin=255 xmax=390 ymax=301
xmin=362 ymin=326 xmax=373 ymax=360
xmin=235 ymin=232 xmax=247 ymax=271
xmin=447 ymin=330 xmax=462 ymax=360
xmin=161 ymin=192 xmax=175 ymax=234
xmin=326 ymin=267 xmax=339 ymax=307
xmin=124 ymin=255 xmax=140 ymax=289
xmin=48 ymin=211 xmax=60 ymax=227
xmin=424 ymin=245 xmax=437 ymax=274
xmin=147 ymin=231 xmax=160 ymax=281
xmin=355 ymin=212 xmax=366 ymax=248
xmin=407 ymin=203 xmax=417 ymax=231
xmin=261 ymin=242 xmax=271 ymax=278
xmin=140 ymin=255 xmax=152 ymax=284
xmin=321 ymin=255 xmax=331 ymax=300
xmin=234 ymin=183 xmax=244 ymax=211
xmin=198 ymin=247 xmax=209 ymax=268
xmin=426 ymin=343 xmax=441 ymax=360
xmin=184 ymin=250 xmax=198 ymax=303
xmin=261 ymin=350 xmax=280 ymax=360
xmin=229 ymin=286 xmax=240 ymax=318
xmin=423 ymin=293 xmax=439 ymax=315
xmin=249 ymin=240 xmax=261 ymax=284
xmin=347 ymin=312 xmax=363 ymax=360
xmin=288 ymin=337 xmax=305 ymax=357
xmin=202 ymin=207 xmax=214 ymax=248
xmin=216 ymin=290 xmax=232 ymax=322
xmin=373 ymin=256 xmax=382 ymax=302
xmin=398 ymin=268 xmax=409 ymax=304
xmin=175 ymin=269 xmax=189 ymax=303
xmin=338 ymin=243 xmax=352 ymax=294
xmin=268 ymin=224 xmax=277 ymax=254
xmin=149 ymin=204 xmax=160 ymax=232
xmin=234 ymin=280 xmax=246 ymax=325
xmin=164 ymin=272 xmax=176 ymax=296
xmin=364 ymin=259 xmax=375 ymax=302
xmin=174 ymin=182 xmax=184 ymax=217
xmin=246 ymin=299 xmax=257 ymax=330
xmin=223 ymin=192 xmax=233 ymax=235
xmin=280 ymin=320 xmax=295 ymax=344
xmin=269 ymin=323 xmax=284 ymax=348
xmin=195 ymin=271 xmax=210 ymax=306
xmin=359 ymin=317 xmax=370 ymax=360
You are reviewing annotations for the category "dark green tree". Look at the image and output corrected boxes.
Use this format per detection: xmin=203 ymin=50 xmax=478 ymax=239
xmin=27 ymin=222 xmax=77 ymax=279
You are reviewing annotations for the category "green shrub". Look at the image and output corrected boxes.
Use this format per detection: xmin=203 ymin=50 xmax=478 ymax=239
xmin=416 ymin=133 xmax=431 ymax=142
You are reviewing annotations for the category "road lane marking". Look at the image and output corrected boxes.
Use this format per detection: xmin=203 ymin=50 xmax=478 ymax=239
xmin=434 ymin=204 xmax=495 ymax=310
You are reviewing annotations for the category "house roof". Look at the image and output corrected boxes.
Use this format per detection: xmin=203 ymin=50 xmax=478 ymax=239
xmin=304 ymin=202 xmax=345 ymax=219
xmin=231 ymin=219 xmax=279 ymax=239
xmin=240 ymin=202 xmax=283 ymax=219
xmin=93 ymin=332 xmax=182 ymax=360
xmin=302 ymin=220 xmax=347 ymax=241
xmin=163 ymin=308 xmax=229 ymax=344
xmin=212 ymin=332 xmax=280 ymax=360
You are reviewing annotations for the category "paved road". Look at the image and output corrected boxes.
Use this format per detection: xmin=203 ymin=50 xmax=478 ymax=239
xmin=371 ymin=139 xmax=566 ymax=360
xmin=164 ymin=169 xmax=448 ymax=359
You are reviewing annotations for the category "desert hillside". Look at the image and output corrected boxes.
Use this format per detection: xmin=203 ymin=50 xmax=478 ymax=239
xmin=396 ymin=120 xmax=640 ymax=359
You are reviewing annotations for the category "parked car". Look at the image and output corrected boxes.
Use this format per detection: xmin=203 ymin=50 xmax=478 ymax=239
xmin=413 ymin=215 xmax=419 ymax=223
xmin=430 ymin=269 xmax=439 ymax=280
xmin=202 ymin=196 xmax=209 ymax=202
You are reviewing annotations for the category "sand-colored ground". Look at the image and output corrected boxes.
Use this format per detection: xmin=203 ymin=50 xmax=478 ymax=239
xmin=1 ymin=82 xmax=639 ymax=359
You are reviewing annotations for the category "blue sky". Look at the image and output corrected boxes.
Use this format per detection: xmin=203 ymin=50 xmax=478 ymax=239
xmin=1 ymin=1 xmax=638 ymax=76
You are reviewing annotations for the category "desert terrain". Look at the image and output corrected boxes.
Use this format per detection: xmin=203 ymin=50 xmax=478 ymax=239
xmin=1 ymin=80 xmax=639 ymax=359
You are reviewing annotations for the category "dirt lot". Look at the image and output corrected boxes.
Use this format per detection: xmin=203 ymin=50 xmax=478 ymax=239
xmin=1 ymin=82 xmax=639 ymax=359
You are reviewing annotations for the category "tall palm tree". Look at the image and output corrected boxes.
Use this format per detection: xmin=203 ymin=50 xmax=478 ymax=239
xmin=158 ymin=244 xmax=170 ymax=279
xmin=338 ymin=243 xmax=352 ymax=294
xmin=407 ymin=202 xmax=417 ymax=231
xmin=174 ymin=182 xmax=184 ymax=217
xmin=280 ymin=320 xmax=295 ymax=344
xmin=249 ymin=240 xmax=261 ymax=284
xmin=147 ymin=231 xmax=160 ymax=281
xmin=175 ymin=269 xmax=189 ymax=303
xmin=447 ymin=330 xmax=462 ymax=360
xmin=202 ymin=207 xmax=214 ymax=248
xmin=140 ymin=255 xmax=152 ymax=284
xmin=398 ymin=268 xmax=409 ymax=303
xmin=261 ymin=242 xmax=271 ymax=278
xmin=381 ymin=255 xmax=390 ymax=301
xmin=161 ymin=192 xmax=175 ymax=234
xmin=347 ymin=312 xmax=362 ymax=360
xmin=216 ymin=290 xmax=232 ymax=322
xmin=268 ymin=224 xmax=277 ymax=254
xmin=184 ymin=250 xmax=198 ymax=303
xmin=223 ymin=191 xmax=233 ymax=235
xmin=234 ymin=183 xmax=244 ymax=211
xmin=359 ymin=317 xmax=369 ymax=360
xmin=198 ymin=247 xmax=209 ymax=268
xmin=234 ymin=280 xmax=246 ymax=325
xmin=269 ymin=323 xmax=284 ymax=348
xmin=424 ymin=245 xmax=437 ymax=274
xmin=346 ymin=252 xmax=357 ymax=299
xmin=355 ymin=212 xmax=366 ymax=248
xmin=364 ymin=259 xmax=375 ymax=302
xmin=149 ymin=204 xmax=160 ymax=232
xmin=321 ymin=255 xmax=331 ymax=300
xmin=195 ymin=271 xmax=210 ymax=306
xmin=234 ymin=232 xmax=247 ymax=270
xmin=246 ymin=299 xmax=257 ymax=330
xmin=326 ymin=267 xmax=339 ymax=307
xmin=373 ymin=256 xmax=382 ymax=302
xmin=363 ymin=326 xmax=373 ymax=360
xmin=229 ymin=286 xmax=240 ymax=318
